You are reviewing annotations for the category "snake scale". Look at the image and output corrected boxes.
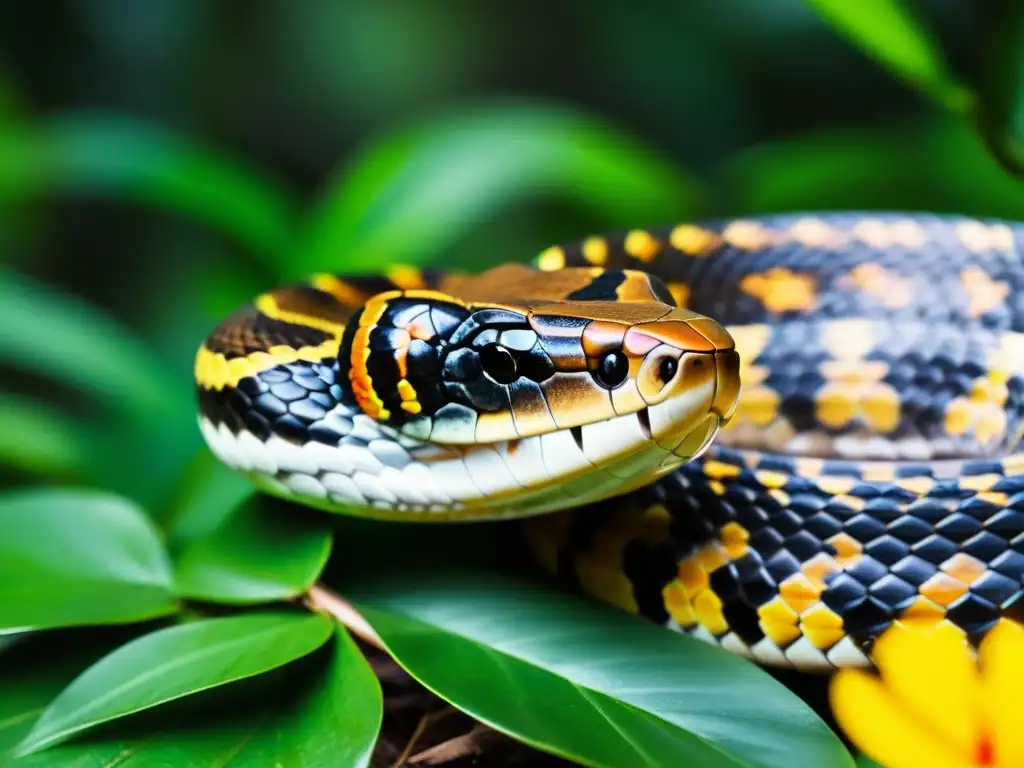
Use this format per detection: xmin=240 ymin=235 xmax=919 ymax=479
xmin=196 ymin=212 xmax=1024 ymax=671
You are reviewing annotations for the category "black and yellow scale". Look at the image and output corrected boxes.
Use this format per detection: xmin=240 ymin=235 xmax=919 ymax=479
xmin=196 ymin=212 xmax=1024 ymax=670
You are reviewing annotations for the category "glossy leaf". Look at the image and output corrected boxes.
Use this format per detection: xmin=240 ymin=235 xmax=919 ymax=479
xmin=975 ymin=0 xmax=1024 ymax=174
xmin=724 ymin=116 xmax=1024 ymax=217
xmin=803 ymin=0 xmax=971 ymax=113
xmin=0 ymin=267 xmax=182 ymax=420
xmin=0 ymin=488 xmax=177 ymax=630
xmin=0 ymin=114 xmax=296 ymax=265
xmin=16 ymin=611 xmax=335 ymax=755
xmin=347 ymin=569 xmax=853 ymax=768
xmin=296 ymin=100 xmax=704 ymax=276
xmin=174 ymin=499 xmax=333 ymax=604
xmin=0 ymin=395 xmax=90 ymax=478
xmin=7 ymin=628 xmax=380 ymax=768
xmin=165 ymin=448 xmax=256 ymax=548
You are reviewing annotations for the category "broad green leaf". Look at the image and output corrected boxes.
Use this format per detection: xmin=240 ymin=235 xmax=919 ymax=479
xmin=0 ymin=267 xmax=183 ymax=420
xmin=16 ymin=611 xmax=335 ymax=755
xmin=174 ymin=499 xmax=332 ymax=604
xmin=0 ymin=113 xmax=296 ymax=266
xmin=723 ymin=116 xmax=1024 ymax=217
xmin=7 ymin=628 xmax=381 ymax=768
xmin=802 ymin=0 xmax=971 ymax=113
xmin=296 ymin=100 xmax=704 ymax=276
xmin=0 ymin=395 xmax=90 ymax=478
xmin=974 ymin=0 xmax=1024 ymax=174
xmin=346 ymin=570 xmax=853 ymax=768
xmin=165 ymin=449 xmax=256 ymax=549
xmin=0 ymin=488 xmax=177 ymax=630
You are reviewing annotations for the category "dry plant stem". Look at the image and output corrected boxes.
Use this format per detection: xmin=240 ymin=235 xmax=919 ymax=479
xmin=391 ymin=711 xmax=432 ymax=768
xmin=306 ymin=584 xmax=384 ymax=650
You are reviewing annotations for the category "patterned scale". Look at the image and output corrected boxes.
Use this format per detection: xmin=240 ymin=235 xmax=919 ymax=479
xmin=526 ymin=213 xmax=1024 ymax=669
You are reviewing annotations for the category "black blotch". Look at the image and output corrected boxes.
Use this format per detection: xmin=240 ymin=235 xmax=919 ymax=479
xmin=480 ymin=343 xmax=518 ymax=384
xmin=567 ymin=270 xmax=628 ymax=301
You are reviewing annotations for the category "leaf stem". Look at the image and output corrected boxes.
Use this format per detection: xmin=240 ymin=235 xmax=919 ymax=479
xmin=305 ymin=584 xmax=384 ymax=650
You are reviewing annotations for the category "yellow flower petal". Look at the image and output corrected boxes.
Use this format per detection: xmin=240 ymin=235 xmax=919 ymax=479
xmin=872 ymin=623 xmax=982 ymax=759
xmin=981 ymin=620 xmax=1024 ymax=766
xmin=831 ymin=669 xmax=967 ymax=768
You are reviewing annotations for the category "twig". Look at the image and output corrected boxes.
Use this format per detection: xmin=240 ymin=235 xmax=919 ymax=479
xmin=391 ymin=711 xmax=432 ymax=768
xmin=305 ymin=584 xmax=384 ymax=650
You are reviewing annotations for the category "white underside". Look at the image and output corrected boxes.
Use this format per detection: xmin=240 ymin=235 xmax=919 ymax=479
xmin=199 ymin=378 xmax=718 ymax=520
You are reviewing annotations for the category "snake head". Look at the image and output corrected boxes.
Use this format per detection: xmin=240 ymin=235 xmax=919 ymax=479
xmin=344 ymin=271 xmax=740 ymax=473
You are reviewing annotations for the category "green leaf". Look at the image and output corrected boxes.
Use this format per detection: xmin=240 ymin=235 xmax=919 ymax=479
xmin=346 ymin=570 xmax=853 ymax=768
xmin=0 ymin=267 xmax=183 ymax=421
xmin=0 ymin=395 xmax=90 ymax=478
xmin=0 ymin=488 xmax=177 ymax=631
xmin=296 ymin=100 xmax=704 ymax=276
xmin=16 ymin=611 xmax=335 ymax=756
xmin=723 ymin=115 xmax=1024 ymax=217
xmin=974 ymin=0 xmax=1024 ymax=174
xmin=174 ymin=499 xmax=333 ymax=604
xmin=802 ymin=0 xmax=972 ymax=113
xmin=0 ymin=113 xmax=297 ymax=267
xmin=3 ymin=627 xmax=380 ymax=768
xmin=855 ymin=756 xmax=883 ymax=768
xmin=165 ymin=449 xmax=256 ymax=549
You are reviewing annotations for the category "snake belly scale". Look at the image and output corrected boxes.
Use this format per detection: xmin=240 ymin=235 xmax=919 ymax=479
xmin=196 ymin=212 xmax=1024 ymax=671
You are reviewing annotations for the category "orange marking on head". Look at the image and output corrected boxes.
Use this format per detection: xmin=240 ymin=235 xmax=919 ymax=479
xmin=739 ymin=267 xmax=818 ymax=312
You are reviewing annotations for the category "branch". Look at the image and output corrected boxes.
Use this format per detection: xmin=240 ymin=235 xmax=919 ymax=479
xmin=305 ymin=583 xmax=384 ymax=650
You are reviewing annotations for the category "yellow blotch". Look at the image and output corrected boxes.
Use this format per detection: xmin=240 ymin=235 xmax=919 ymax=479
xmin=740 ymin=267 xmax=818 ymax=313
xmin=758 ymin=596 xmax=798 ymax=626
xmin=727 ymin=323 xmax=772 ymax=363
xmin=779 ymin=573 xmax=823 ymax=614
xmin=310 ymin=274 xmax=370 ymax=307
xmin=940 ymin=553 xmax=987 ymax=585
xmin=816 ymin=476 xmax=857 ymax=496
xmin=387 ymin=265 xmax=425 ymax=290
xmin=678 ymin=559 xmax=709 ymax=596
xmin=895 ymin=476 xmax=935 ymax=496
xmin=624 ymin=229 xmax=662 ymax=262
xmin=944 ymin=396 xmax=972 ymax=436
xmin=959 ymin=473 xmax=1001 ymax=492
xmin=851 ymin=218 xmax=895 ymax=249
xmin=960 ymin=265 xmax=1009 ymax=318
xmin=815 ymin=386 xmax=857 ymax=428
xmin=955 ymin=220 xmax=1015 ymax=253
xmin=831 ymin=493 xmax=865 ymax=512
xmin=800 ymin=604 xmax=845 ymax=651
xmin=889 ymin=218 xmax=929 ymax=248
xmin=696 ymin=542 xmax=729 ymax=574
xmin=755 ymin=469 xmax=789 ymax=489
xmin=703 ymin=459 xmax=741 ymax=479
xmin=896 ymin=595 xmax=945 ymax=626
xmin=708 ymin=479 xmax=727 ymax=496
xmin=537 ymin=246 xmax=565 ymax=271
xmin=663 ymin=581 xmax=696 ymax=627
xmin=666 ymin=281 xmax=690 ymax=308
xmin=738 ymin=386 xmax=779 ymax=427
xmin=918 ymin=572 xmax=969 ymax=607
xmin=788 ymin=217 xmax=846 ymax=248
xmin=802 ymin=553 xmax=841 ymax=586
xmin=669 ymin=224 xmax=720 ymax=255
xmin=841 ymin=262 xmax=914 ymax=309
xmin=582 ymin=237 xmax=608 ymax=265
xmin=860 ymin=464 xmax=896 ymax=482
xmin=820 ymin=359 xmax=889 ymax=385
xmin=822 ymin=319 xmax=877 ymax=361
xmin=863 ymin=383 xmax=901 ymax=433
xmin=722 ymin=220 xmax=776 ymax=250
xmin=693 ymin=589 xmax=729 ymax=635
xmin=721 ymin=521 xmax=750 ymax=559
xmin=977 ymin=490 xmax=1008 ymax=507
xmin=768 ymin=488 xmax=791 ymax=507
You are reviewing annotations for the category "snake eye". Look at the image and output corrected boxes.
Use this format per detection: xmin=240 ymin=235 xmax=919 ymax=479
xmin=480 ymin=343 xmax=518 ymax=384
xmin=659 ymin=357 xmax=678 ymax=383
xmin=595 ymin=351 xmax=629 ymax=389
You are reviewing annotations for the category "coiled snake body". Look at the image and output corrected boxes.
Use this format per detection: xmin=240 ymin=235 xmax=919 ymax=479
xmin=196 ymin=213 xmax=1024 ymax=670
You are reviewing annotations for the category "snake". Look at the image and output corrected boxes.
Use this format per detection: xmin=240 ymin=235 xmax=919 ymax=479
xmin=195 ymin=212 xmax=1024 ymax=671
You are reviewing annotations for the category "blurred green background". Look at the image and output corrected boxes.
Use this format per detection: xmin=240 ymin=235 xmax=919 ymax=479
xmin=1 ymin=1 xmax=1022 ymax=517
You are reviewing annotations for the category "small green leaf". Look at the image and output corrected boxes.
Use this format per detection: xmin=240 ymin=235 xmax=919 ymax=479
xmin=0 ymin=488 xmax=177 ymax=631
xmin=0 ymin=113 xmax=297 ymax=266
xmin=803 ymin=0 xmax=972 ymax=113
xmin=0 ymin=395 xmax=90 ymax=478
xmin=296 ymin=100 xmax=704 ymax=276
xmin=855 ymin=756 xmax=883 ymax=768
xmin=174 ymin=499 xmax=333 ymax=604
xmin=16 ymin=611 xmax=334 ymax=755
xmin=347 ymin=570 xmax=853 ymax=768
xmin=0 ymin=267 xmax=183 ymax=420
